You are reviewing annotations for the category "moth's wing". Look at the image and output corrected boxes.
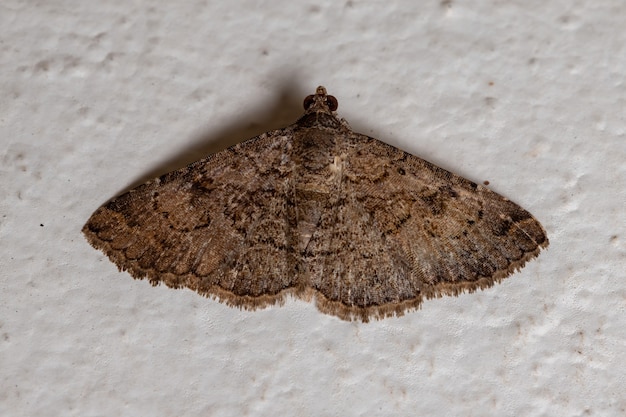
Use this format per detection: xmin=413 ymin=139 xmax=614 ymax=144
xmin=310 ymin=133 xmax=548 ymax=321
xmin=83 ymin=128 xmax=304 ymax=309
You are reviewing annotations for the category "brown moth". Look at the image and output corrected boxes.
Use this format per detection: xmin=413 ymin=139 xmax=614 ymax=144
xmin=83 ymin=86 xmax=548 ymax=321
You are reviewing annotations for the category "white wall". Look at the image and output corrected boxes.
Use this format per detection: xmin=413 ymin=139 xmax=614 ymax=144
xmin=1 ymin=1 xmax=624 ymax=415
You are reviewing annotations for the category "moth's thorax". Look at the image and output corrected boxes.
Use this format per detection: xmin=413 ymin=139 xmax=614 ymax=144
xmin=292 ymin=127 xmax=345 ymax=192
xmin=291 ymin=127 xmax=347 ymax=254
xmin=296 ymin=110 xmax=343 ymax=130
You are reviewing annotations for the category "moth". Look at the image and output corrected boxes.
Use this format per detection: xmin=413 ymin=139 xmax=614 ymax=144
xmin=83 ymin=86 xmax=548 ymax=321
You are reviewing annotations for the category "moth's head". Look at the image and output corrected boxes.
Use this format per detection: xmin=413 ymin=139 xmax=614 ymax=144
xmin=303 ymin=86 xmax=338 ymax=113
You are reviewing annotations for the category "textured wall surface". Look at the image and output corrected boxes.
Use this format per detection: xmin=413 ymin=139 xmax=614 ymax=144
xmin=1 ymin=1 xmax=624 ymax=416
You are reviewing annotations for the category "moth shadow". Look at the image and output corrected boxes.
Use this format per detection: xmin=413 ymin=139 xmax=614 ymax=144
xmin=121 ymin=84 xmax=306 ymax=193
